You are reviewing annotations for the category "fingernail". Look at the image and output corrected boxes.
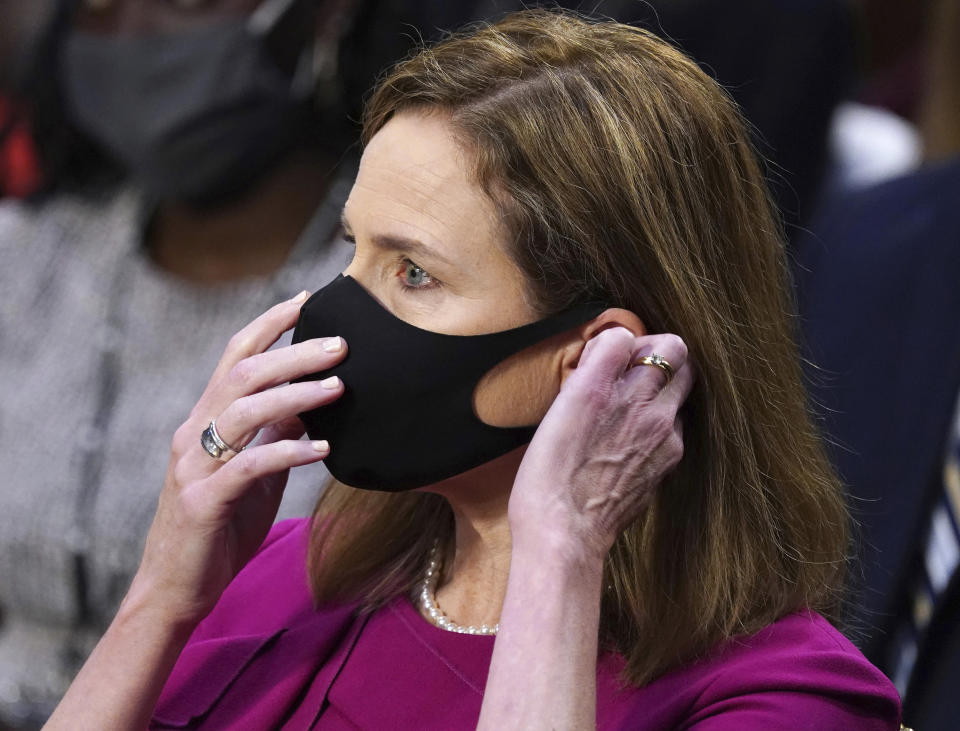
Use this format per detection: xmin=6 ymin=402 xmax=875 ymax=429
xmin=320 ymin=376 xmax=340 ymax=389
xmin=291 ymin=290 xmax=309 ymax=304
xmin=322 ymin=336 xmax=342 ymax=353
xmin=312 ymin=440 xmax=329 ymax=453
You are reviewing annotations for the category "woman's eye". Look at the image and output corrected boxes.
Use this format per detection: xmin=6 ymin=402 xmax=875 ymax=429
xmin=401 ymin=260 xmax=435 ymax=289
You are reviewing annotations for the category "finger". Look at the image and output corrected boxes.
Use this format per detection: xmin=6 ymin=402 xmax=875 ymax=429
xmin=657 ymin=358 xmax=696 ymax=407
xmin=210 ymin=439 xmax=331 ymax=505
xmin=257 ymin=416 xmax=307 ymax=446
xmin=633 ymin=333 xmax=694 ymax=406
xmin=216 ymin=379 xmax=344 ymax=449
xmin=565 ymin=327 xmax=636 ymax=393
xmin=208 ymin=291 xmax=312 ymax=387
xmin=212 ymin=336 xmax=347 ymax=407
xmin=625 ymin=333 xmax=688 ymax=394
xmin=666 ymin=416 xmax=686 ymax=471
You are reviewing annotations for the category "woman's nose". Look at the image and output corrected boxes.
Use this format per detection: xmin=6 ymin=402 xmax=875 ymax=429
xmin=341 ymin=256 xmax=361 ymax=281
xmin=341 ymin=252 xmax=376 ymax=293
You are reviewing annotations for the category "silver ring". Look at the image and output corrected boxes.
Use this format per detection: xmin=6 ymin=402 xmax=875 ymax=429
xmin=200 ymin=419 xmax=243 ymax=462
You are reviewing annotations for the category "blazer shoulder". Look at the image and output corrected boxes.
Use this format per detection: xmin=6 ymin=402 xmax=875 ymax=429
xmin=683 ymin=611 xmax=902 ymax=729
xmin=601 ymin=611 xmax=901 ymax=730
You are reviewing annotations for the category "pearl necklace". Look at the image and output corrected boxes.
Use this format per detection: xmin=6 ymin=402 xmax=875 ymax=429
xmin=419 ymin=541 xmax=499 ymax=636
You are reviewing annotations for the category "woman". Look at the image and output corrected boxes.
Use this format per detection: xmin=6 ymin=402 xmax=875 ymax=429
xmin=47 ymin=10 xmax=900 ymax=729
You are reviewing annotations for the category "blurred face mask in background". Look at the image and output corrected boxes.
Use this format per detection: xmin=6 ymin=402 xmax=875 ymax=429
xmin=60 ymin=8 xmax=307 ymax=202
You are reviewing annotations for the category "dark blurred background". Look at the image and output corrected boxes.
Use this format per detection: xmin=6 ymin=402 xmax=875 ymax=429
xmin=0 ymin=1 xmax=957 ymax=729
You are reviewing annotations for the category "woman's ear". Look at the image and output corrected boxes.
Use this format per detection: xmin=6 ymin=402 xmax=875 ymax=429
xmin=559 ymin=308 xmax=647 ymax=383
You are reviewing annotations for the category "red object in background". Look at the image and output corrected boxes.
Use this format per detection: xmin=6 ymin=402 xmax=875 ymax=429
xmin=0 ymin=97 xmax=44 ymax=198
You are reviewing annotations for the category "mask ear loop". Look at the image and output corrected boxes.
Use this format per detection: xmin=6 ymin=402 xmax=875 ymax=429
xmin=247 ymin=0 xmax=314 ymax=100
xmin=248 ymin=0 xmax=361 ymax=103
xmin=247 ymin=0 xmax=299 ymax=37
xmin=464 ymin=302 xmax=608 ymax=432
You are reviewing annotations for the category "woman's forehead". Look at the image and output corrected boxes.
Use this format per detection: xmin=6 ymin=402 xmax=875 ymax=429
xmin=344 ymin=112 xmax=504 ymax=258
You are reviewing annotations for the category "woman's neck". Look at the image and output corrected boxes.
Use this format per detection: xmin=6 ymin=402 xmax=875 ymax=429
xmin=146 ymin=148 xmax=334 ymax=284
xmin=428 ymin=446 xmax=526 ymax=629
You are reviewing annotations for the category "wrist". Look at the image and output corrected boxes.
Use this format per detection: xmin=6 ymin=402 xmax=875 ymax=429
xmin=118 ymin=574 xmax=204 ymax=641
xmin=510 ymin=524 xmax=607 ymax=578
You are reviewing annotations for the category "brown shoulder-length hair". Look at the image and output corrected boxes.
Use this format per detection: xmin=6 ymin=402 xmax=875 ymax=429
xmin=308 ymin=8 xmax=848 ymax=686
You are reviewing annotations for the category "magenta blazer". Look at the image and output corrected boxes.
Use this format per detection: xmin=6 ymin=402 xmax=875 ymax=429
xmin=150 ymin=519 xmax=901 ymax=729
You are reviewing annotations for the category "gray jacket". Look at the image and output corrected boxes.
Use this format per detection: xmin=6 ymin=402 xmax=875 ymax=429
xmin=0 ymin=173 xmax=354 ymax=724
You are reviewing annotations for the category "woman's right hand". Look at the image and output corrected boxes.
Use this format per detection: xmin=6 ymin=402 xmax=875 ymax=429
xmin=127 ymin=290 xmax=346 ymax=629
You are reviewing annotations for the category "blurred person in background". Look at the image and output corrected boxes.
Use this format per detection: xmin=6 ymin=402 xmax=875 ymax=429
xmin=0 ymin=0 xmax=131 ymax=198
xmin=796 ymin=144 xmax=960 ymax=731
xmin=795 ymin=1 xmax=960 ymax=728
xmin=0 ymin=0 xmax=486 ymax=727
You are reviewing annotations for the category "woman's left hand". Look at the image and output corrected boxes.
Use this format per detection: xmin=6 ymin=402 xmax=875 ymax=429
xmin=509 ymin=327 xmax=694 ymax=562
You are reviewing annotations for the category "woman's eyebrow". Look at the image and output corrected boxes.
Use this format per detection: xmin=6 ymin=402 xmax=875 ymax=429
xmin=340 ymin=210 xmax=455 ymax=267
xmin=371 ymin=233 xmax=456 ymax=268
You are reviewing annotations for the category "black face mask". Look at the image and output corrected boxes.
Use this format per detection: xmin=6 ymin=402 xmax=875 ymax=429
xmin=292 ymin=275 xmax=604 ymax=491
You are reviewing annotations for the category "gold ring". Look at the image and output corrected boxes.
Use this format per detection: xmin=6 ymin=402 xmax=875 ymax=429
xmin=632 ymin=353 xmax=674 ymax=383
